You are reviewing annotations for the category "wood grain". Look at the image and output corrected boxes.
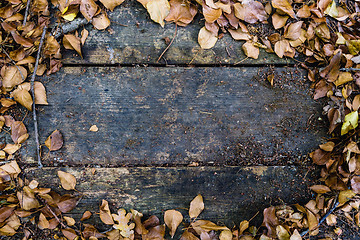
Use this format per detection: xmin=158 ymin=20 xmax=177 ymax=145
xmin=20 ymin=66 xmax=327 ymax=166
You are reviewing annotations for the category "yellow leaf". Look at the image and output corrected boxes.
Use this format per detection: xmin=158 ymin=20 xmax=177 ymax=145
xmin=89 ymin=125 xmax=98 ymax=132
xmin=146 ymin=0 xmax=170 ymax=27
xmin=276 ymin=225 xmax=290 ymax=240
xmin=57 ymin=171 xmax=77 ymax=190
xmin=164 ymin=209 xmax=183 ymax=237
xmin=189 ymin=194 xmax=204 ymax=218
xmin=339 ymin=190 xmax=356 ymax=204
xmin=334 ymin=72 xmax=353 ymax=87
xmin=341 ymin=111 xmax=358 ymax=135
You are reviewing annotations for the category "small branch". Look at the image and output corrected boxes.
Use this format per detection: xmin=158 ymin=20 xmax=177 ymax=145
xmin=157 ymin=23 xmax=177 ymax=63
xmin=340 ymin=68 xmax=360 ymax=72
xmin=31 ymin=25 xmax=47 ymax=168
xmin=52 ymin=18 xmax=89 ymax=39
xmin=45 ymin=204 xmax=67 ymax=229
xmin=300 ymin=200 xmax=339 ymax=237
xmin=23 ymin=0 xmax=31 ymax=27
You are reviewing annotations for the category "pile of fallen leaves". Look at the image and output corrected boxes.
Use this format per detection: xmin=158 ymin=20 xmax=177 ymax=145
xmin=1 ymin=0 xmax=360 ymax=239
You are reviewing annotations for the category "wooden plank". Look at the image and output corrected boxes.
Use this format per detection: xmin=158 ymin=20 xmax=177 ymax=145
xmin=20 ymin=66 xmax=327 ymax=166
xmin=62 ymin=0 xmax=293 ymax=65
xmin=25 ymin=166 xmax=316 ymax=226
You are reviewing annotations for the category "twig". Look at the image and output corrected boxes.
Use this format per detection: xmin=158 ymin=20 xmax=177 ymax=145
xmin=52 ymin=17 xmax=89 ymax=39
xmin=45 ymin=204 xmax=67 ymax=229
xmin=23 ymin=0 xmax=31 ymax=27
xmin=300 ymin=200 xmax=339 ymax=237
xmin=340 ymin=68 xmax=360 ymax=72
xmin=1 ymin=46 xmax=25 ymax=81
xmin=31 ymin=25 xmax=47 ymax=168
xmin=157 ymin=24 xmax=177 ymax=63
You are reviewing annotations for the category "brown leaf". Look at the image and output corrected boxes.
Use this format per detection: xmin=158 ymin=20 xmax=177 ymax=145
xmin=18 ymin=82 xmax=48 ymax=105
xmin=274 ymin=39 xmax=290 ymax=58
xmin=61 ymin=228 xmax=78 ymax=240
xmin=131 ymin=209 xmax=148 ymax=235
xmin=271 ymin=0 xmax=295 ymax=18
xmin=189 ymin=194 xmax=204 ymax=218
xmin=319 ymin=141 xmax=335 ymax=152
xmin=44 ymin=36 xmax=61 ymax=56
xmin=2 ymin=144 xmax=21 ymax=155
xmin=306 ymin=209 xmax=318 ymax=231
xmin=1 ymin=65 xmax=27 ymax=91
xmin=38 ymin=213 xmax=49 ymax=229
xmin=203 ymin=5 xmax=222 ymax=23
xmin=142 ymin=225 xmax=165 ymax=240
xmin=100 ymin=199 xmax=114 ymax=225
xmin=228 ymin=28 xmax=251 ymax=41
xmin=146 ymin=0 xmax=171 ymax=27
xmin=181 ymin=230 xmax=199 ymax=240
xmin=80 ymin=29 xmax=89 ymax=45
xmin=198 ymin=27 xmax=217 ymax=49
xmin=11 ymin=121 xmax=27 ymax=144
xmin=242 ymin=41 xmax=259 ymax=59
xmin=80 ymin=0 xmax=98 ymax=21
xmin=164 ymin=209 xmax=183 ymax=237
xmin=63 ymin=34 xmax=82 ymax=58
xmin=0 ymin=98 xmax=16 ymax=108
xmin=296 ymin=5 xmax=311 ymax=18
xmin=239 ymin=220 xmax=249 ymax=235
xmin=92 ymin=12 xmax=111 ymax=30
xmin=262 ymin=207 xmax=279 ymax=237
xmin=0 ymin=207 xmax=14 ymax=223
xmin=10 ymin=31 xmax=33 ymax=47
xmin=64 ymin=216 xmax=76 ymax=226
xmin=339 ymin=190 xmax=356 ymax=204
xmin=99 ymin=0 xmax=124 ymax=11
xmin=165 ymin=0 xmax=197 ymax=26
xmin=219 ymin=230 xmax=232 ymax=240
xmin=310 ymin=148 xmax=330 ymax=165
xmin=58 ymin=171 xmax=76 ymax=190
xmin=143 ymin=215 xmax=160 ymax=228
xmin=272 ymin=13 xmax=288 ymax=29
xmin=233 ymin=1 xmax=267 ymax=24
xmin=320 ymin=50 xmax=341 ymax=82
xmin=81 ymin=210 xmax=92 ymax=221
xmin=45 ymin=130 xmax=63 ymax=151
xmin=17 ymin=188 xmax=40 ymax=210
xmin=284 ymin=21 xmax=303 ymax=40
xmin=351 ymin=176 xmax=360 ymax=194
xmin=10 ymin=88 xmax=32 ymax=111
xmin=57 ymin=195 xmax=79 ymax=213
xmin=310 ymin=185 xmax=331 ymax=194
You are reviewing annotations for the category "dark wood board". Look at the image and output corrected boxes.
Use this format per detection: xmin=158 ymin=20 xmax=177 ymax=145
xmin=25 ymin=166 xmax=317 ymax=227
xmin=20 ymin=66 xmax=327 ymax=166
xmin=62 ymin=0 xmax=294 ymax=65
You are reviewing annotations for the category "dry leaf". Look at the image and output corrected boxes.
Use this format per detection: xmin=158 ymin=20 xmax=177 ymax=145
xmin=276 ymin=225 xmax=290 ymax=240
xmin=284 ymin=21 xmax=303 ymax=40
xmin=80 ymin=0 xmax=98 ymax=21
xmin=18 ymin=82 xmax=48 ymax=105
xmin=2 ymin=144 xmax=21 ymax=155
xmin=242 ymin=41 xmax=259 ymax=59
xmin=81 ymin=29 xmax=89 ymax=45
xmin=233 ymin=1 xmax=267 ymax=24
xmin=89 ymin=125 xmax=98 ymax=132
xmin=10 ymin=89 xmax=32 ymax=111
xmin=99 ymin=0 xmax=124 ymax=11
xmin=219 ymin=230 xmax=232 ymax=240
xmin=310 ymin=185 xmax=331 ymax=194
xmin=63 ymin=34 xmax=82 ymax=58
xmin=81 ymin=211 xmax=92 ymax=221
xmin=38 ymin=213 xmax=49 ymax=229
xmin=165 ymin=0 xmax=197 ymax=26
xmin=146 ymin=0 xmax=170 ymax=27
xmin=164 ymin=209 xmax=183 ymax=237
xmin=189 ymin=194 xmax=204 ymax=218
xmin=198 ymin=27 xmax=217 ymax=49
xmin=228 ymin=28 xmax=251 ymax=41
xmin=203 ymin=5 xmax=222 ymax=23
xmin=92 ymin=12 xmax=111 ymax=30
xmin=319 ymin=141 xmax=335 ymax=151
xmin=64 ymin=216 xmax=76 ymax=226
xmin=239 ymin=220 xmax=249 ymax=234
xmin=61 ymin=228 xmax=78 ymax=240
xmin=272 ymin=13 xmax=289 ymax=29
xmin=341 ymin=111 xmax=358 ymax=135
xmin=1 ymin=65 xmax=27 ymax=91
xmin=58 ymin=171 xmax=76 ymax=190
xmin=271 ymin=0 xmax=295 ymax=18
xmin=45 ymin=130 xmax=63 ymax=151
xmin=100 ymin=200 xmax=114 ymax=225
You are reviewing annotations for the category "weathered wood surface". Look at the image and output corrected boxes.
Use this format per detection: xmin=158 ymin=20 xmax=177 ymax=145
xmin=25 ymin=166 xmax=316 ymax=226
xmin=62 ymin=0 xmax=294 ymax=65
xmin=21 ymin=66 xmax=326 ymax=166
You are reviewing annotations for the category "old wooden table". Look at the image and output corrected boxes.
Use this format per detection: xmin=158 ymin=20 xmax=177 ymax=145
xmin=21 ymin=0 xmax=327 ymax=227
